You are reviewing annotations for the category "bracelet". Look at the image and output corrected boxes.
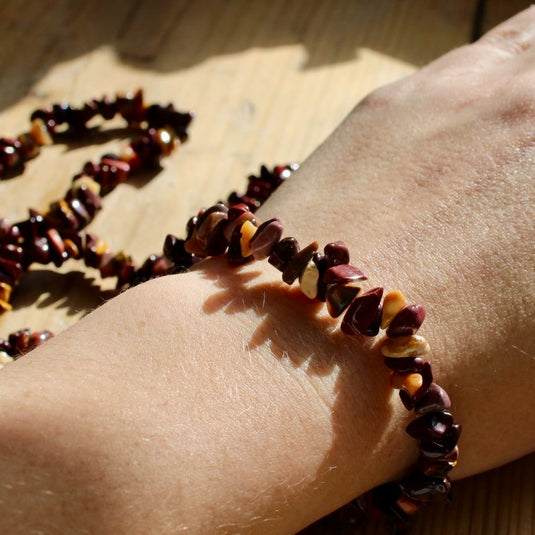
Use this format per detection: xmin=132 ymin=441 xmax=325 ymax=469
xmin=0 ymin=92 xmax=461 ymax=528
xmin=169 ymin=201 xmax=462 ymax=525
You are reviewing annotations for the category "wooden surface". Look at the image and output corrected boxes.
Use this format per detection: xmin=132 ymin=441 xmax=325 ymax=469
xmin=0 ymin=1 xmax=533 ymax=533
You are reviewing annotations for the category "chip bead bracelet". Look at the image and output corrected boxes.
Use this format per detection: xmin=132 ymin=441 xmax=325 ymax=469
xmin=0 ymin=92 xmax=462 ymax=528
xmin=163 ymin=201 xmax=462 ymax=525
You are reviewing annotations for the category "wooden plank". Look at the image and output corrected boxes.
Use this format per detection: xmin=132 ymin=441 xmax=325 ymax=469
xmin=2 ymin=2 xmax=532 ymax=535
xmin=479 ymin=0 xmax=533 ymax=36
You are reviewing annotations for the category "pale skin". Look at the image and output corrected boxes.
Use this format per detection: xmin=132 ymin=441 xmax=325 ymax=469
xmin=0 ymin=8 xmax=534 ymax=535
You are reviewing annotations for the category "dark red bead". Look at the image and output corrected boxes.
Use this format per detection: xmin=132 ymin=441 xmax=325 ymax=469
xmin=406 ymin=411 xmax=454 ymax=441
xmin=399 ymin=475 xmax=451 ymax=504
xmin=326 ymin=283 xmax=361 ymax=318
xmin=417 ymin=446 xmax=459 ymax=477
xmin=386 ymin=304 xmax=426 ymax=337
xmin=341 ymin=287 xmax=383 ymax=336
xmin=268 ymin=237 xmax=299 ymax=271
xmin=312 ymin=253 xmax=328 ymax=302
xmin=370 ymin=483 xmax=409 ymax=524
xmin=163 ymin=235 xmax=195 ymax=268
xmin=415 ymin=383 xmax=451 ymax=414
xmin=282 ymin=242 xmax=318 ymax=284
xmin=8 ymin=329 xmax=31 ymax=356
xmin=324 ymin=241 xmax=350 ymax=267
xmin=323 ymin=264 xmax=367 ymax=285
xmin=28 ymin=236 xmax=51 ymax=264
xmin=399 ymin=389 xmax=415 ymax=410
xmin=0 ymin=244 xmax=24 ymax=263
xmin=250 ymin=218 xmax=284 ymax=260
xmin=420 ymin=424 xmax=462 ymax=458
xmin=0 ymin=257 xmax=23 ymax=282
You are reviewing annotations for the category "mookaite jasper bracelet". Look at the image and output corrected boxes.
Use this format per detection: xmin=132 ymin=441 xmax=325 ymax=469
xmin=0 ymin=91 xmax=461 ymax=527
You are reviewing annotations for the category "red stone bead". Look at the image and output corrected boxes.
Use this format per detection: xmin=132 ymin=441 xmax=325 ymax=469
xmin=323 ymin=264 xmax=367 ymax=285
xmin=415 ymin=383 xmax=451 ymax=414
xmin=268 ymin=237 xmax=299 ymax=271
xmin=341 ymin=287 xmax=383 ymax=336
xmin=324 ymin=241 xmax=350 ymax=267
xmin=386 ymin=304 xmax=426 ymax=337
xmin=326 ymin=283 xmax=361 ymax=318
xmin=406 ymin=411 xmax=453 ymax=441
xmin=399 ymin=475 xmax=451 ymax=504
xmin=282 ymin=242 xmax=318 ymax=285
xmin=420 ymin=424 xmax=462 ymax=459
xmin=250 ymin=218 xmax=283 ymax=260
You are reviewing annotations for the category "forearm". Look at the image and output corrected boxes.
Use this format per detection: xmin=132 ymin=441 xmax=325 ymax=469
xmin=0 ymin=267 xmax=416 ymax=534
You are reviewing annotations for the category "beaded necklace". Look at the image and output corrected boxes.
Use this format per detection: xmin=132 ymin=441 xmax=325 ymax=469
xmin=0 ymin=91 xmax=461 ymax=528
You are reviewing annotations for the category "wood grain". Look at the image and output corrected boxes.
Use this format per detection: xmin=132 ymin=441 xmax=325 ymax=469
xmin=0 ymin=1 xmax=532 ymax=533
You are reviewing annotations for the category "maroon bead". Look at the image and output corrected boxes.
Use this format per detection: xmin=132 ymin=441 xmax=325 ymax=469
xmin=75 ymin=185 xmax=102 ymax=217
xmin=417 ymin=446 xmax=459 ymax=477
xmin=415 ymin=383 xmax=451 ymax=414
xmin=250 ymin=218 xmax=284 ymax=260
xmin=0 ymin=257 xmax=23 ymax=282
xmin=326 ymin=283 xmax=361 ymax=318
xmin=163 ymin=234 xmax=195 ymax=268
xmin=420 ymin=424 xmax=462 ymax=459
xmin=68 ymin=198 xmax=91 ymax=228
xmin=312 ymin=253 xmax=328 ymax=302
xmin=384 ymin=356 xmax=425 ymax=373
xmin=46 ymin=201 xmax=78 ymax=231
xmin=324 ymin=241 xmax=350 ymax=267
xmin=282 ymin=241 xmax=318 ymax=285
xmin=0 ymin=244 xmax=24 ymax=263
xmin=28 ymin=236 xmax=51 ymax=264
xmin=399 ymin=475 xmax=451 ymax=504
xmin=323 ymin=264 xmax=367 ymax=285
xmin=45 ymin=229 xmax=68 ymax=267
xmin=268 ymin=237 xmax=299 ymax=271
xmin=341 ymin=287 xmax=383 ymax=336
xmin=386 ymin=305 xmax=426 ymax=337
xmin=399 ymin=389 xmax=415 ymax=410
xmin=412 ymin=362 xmax=434 ymax=402
xmin=406 ymin=411 xmax=454 ymax=441
xmin=26 ymin=330 xmax=54 ymax=352
xmin=8 ymin=329 xmax=31 ymax=356
xmin=370 ymin=483 xmax=409 ymax=524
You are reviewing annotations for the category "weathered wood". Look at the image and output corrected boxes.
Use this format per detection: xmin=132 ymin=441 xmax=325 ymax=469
xmin=0 ymin=1 xmax=532 ymax=534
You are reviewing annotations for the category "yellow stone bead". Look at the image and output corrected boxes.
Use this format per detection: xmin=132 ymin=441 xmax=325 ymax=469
xmin=381 ymin=290 xmax=406 ymax=329
xmin=380 ymin=334 xmax=430 ymax=357
xmin=299 ymin=259 xmax=319 ymax=299
xmin=30 ymin=118 xmax=53 ymax=146
xmin=71 ymin=175 xmax=101 ymax=196
xmin=0 ymin=282 xmax=12 ymax=302
xmin=0 ymin=299 xmax=12 ymax=314
xmin=390 ymin=372 xmax=423 ymax=395
xmin=239 ymin=220 xmax=258 ymax=257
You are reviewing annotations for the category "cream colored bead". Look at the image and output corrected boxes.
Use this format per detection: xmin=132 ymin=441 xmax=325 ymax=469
xmin=30 ymin=118 xmax=53 ymax=145
xmin=239 ymin=220 xmax=257 ymax=257
xmin=380 ymin=334 xmax=430 ymax=357
xmin=71 ymin=175 xmax=101 ymax=196
xmin=381 ymin=290 xmax=406 ymax=329
xmin=299 ymin=259 xmax=319 ymax=299
xmin=0 ymin=351 xmax=13 ymax=369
